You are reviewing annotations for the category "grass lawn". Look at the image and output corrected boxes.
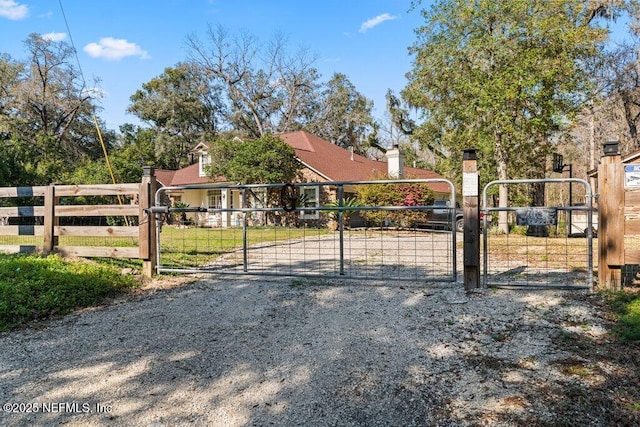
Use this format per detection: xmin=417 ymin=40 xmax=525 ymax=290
xmin=159 ymin=225 xmax=331 ymax=268
xmin=484 ymin=233 xmax=594 ymax=268
xmin=0 ymin=225 xmax=332 ymax=270
xmin=606 ymin=290 xmax=640 ymax=341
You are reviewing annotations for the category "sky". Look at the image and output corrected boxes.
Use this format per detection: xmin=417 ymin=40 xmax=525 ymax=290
xmin=0 ymin=0 xmax=429 ymax=131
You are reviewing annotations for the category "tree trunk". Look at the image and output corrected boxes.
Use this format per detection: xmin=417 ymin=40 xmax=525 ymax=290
xmin=622 ymin=93 xmax=639 ymax=147
xmin=496 ymin=135 xmax=509 ymax=234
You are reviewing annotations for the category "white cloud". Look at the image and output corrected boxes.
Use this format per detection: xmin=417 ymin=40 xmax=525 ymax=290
xmin=0 ymin=0 xmax=29 ymax=20
xmin=42 ymin=32 xmax=67 ymax=42
xmin=83 ymin=37 xmax=150 ymax=61
xmin=359 ymin=13 xmax=398 ymax=33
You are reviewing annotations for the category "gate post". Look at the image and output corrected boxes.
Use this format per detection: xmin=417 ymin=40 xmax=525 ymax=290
xmin=139 ymin=166 xmax=158 ymax=278
xmin=598 ymin=142 xmax=624 ymax=289
xmin=463 ymin=148 xmax=481 ymax=291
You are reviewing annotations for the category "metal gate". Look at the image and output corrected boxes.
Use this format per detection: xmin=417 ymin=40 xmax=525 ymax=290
xmin=482 ymin=178 xmax=594 ymax=290
xmin=152 ymin=179 xmax=458 ymax=282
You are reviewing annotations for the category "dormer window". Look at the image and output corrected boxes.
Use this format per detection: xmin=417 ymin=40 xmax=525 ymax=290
xmin=199 ymin=152 xmax=211 ymax=177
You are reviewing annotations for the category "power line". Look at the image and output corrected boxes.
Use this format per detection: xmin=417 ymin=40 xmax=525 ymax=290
xmin=58 ymin=0 xmax=87 ymax=92
xmin=57 ymin=0 xmax=131 ymax=228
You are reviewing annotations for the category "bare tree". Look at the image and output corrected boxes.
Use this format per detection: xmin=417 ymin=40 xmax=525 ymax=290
xmin=604 ymin=45 xmax=640 ymax=148
xmin=16 ymin=34 xmax=99 ymax=160
xmin=186 ymin=25 xmax=320 ymax=138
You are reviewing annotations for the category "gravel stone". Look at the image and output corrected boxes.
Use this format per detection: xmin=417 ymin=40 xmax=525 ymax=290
xmin=0 ymin=276 xmax=626 ymax=426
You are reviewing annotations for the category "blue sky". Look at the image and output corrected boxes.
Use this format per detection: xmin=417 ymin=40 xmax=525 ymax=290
xmin=0 ymin=0 xmax=427 ymax=131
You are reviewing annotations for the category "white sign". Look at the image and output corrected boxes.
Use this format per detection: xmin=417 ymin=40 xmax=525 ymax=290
xmin=462 ymin=172 xmax=479 ymax=197
xmin=625 ymin=164 xmax=640 ymax=188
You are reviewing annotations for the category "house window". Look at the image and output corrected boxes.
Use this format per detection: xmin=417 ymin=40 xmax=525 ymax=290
xmin=249 ymin=188 xmax=267 ymax=208
xmin=207 ymin=189 xmax=222 ymax=210
xmin=300 ymin=186 xmax=319 ymax=219
xmin=199 ymin=153 xmax=211 ymax=177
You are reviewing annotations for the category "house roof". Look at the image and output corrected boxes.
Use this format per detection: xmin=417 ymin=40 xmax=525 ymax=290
xmin=159 ymin=131 xmax=451 ymax=194
xmin=279 ymin=131 xmax=451 ymax=193
xmin=154 ymin=169 xmax=177 ymax=187
xmin=171 ymin=163 xmax=208 ymax=186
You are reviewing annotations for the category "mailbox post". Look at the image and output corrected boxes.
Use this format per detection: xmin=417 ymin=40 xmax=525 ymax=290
xmin=463 ymin=148 xmax=480 ymax=291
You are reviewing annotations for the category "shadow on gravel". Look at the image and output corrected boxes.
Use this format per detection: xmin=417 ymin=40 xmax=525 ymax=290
xmin=0 ymin=278 xmax=638 ymax=426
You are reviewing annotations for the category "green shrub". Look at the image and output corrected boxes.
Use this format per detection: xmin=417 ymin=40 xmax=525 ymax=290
xmin=325 ymin=197 xmax=362 ymax=225
xmin=0 ymin=254 xmax=139 ymax=331
xmin=355 ymin=180 xmax=434 ymax=228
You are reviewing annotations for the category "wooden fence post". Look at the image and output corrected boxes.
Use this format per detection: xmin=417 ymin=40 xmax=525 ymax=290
xmin=139 ymin=167 xmax=157 ymax=277
xmin=43 ymin=184 xmax=57 ymax=254
xmin=598 ymin=142 xmax=624 ymax=289
xmin=463 ymin=148 xmax=480 ymax=291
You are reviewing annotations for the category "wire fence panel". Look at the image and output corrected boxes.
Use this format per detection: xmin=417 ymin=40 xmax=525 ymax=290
xmin=155 ymin=179 xmax=458 ymax=282
xmin=159 ymin=226 xmax=457 ymax=281
xmin=482 ymin=179 xmax=594 ymax=290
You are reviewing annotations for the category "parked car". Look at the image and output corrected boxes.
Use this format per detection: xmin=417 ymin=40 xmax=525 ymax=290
xmin=421 ymin=199 xmax=489 ymax=232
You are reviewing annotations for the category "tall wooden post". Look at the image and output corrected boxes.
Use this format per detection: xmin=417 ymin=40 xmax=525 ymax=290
xmin=43 ymin=185 xmax=56 ymax=254
xmin=463 ymin=148 xmax=480 ymax=291
xmin=598 ymin=142 xmax=624 ymax=289
xmin=139 ymin=166 xmax=157 ymax=277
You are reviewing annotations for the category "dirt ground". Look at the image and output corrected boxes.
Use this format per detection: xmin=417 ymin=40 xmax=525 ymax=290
xmin=0 ymin=275 xmax=639 ymax=426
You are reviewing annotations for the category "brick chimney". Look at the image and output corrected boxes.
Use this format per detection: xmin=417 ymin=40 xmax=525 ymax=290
xmin=385 ymin=144 xmax=404 ymax=178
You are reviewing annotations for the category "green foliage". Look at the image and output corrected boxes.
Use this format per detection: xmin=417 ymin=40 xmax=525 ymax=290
xmin=0 ymin=35 xmax=111 ymax=185
xmin=304 ymin=73 xmax=375 ymax=154
xmin=355 ymin=178 xmax=434 ymax=227
xmin=63 ymin=125 xmax=163 ymax=186
xmin=207 ymin=134 xmax=302 ymax=184
xmin=0 ymin=138 xmax=32 ymax=186
xmin=173 ymin=201 xmax=190 ymax=224
xmin=0 ymin=254 xmax=139 ymax=331
xmin=325 ymin=197 xmax=362 ymax=223
xmin=404 ymin=0 xmax=608 ymax=207
xmin=608 ymin=291 xmax=640 ymax=341
xmin=128 ymin=63 xmax=222 ymax=169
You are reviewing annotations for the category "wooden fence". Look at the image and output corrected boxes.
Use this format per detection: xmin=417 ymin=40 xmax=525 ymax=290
xmin=0 ymin=167 xmax=157 ymax=276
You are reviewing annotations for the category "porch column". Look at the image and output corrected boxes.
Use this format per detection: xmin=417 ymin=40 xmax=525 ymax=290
xmin=221 ymin=188 xmax=231 ymax=227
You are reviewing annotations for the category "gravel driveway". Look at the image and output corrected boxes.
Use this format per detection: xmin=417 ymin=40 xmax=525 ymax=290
xmin=0 ymin=276 xmax=637 ymax=426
